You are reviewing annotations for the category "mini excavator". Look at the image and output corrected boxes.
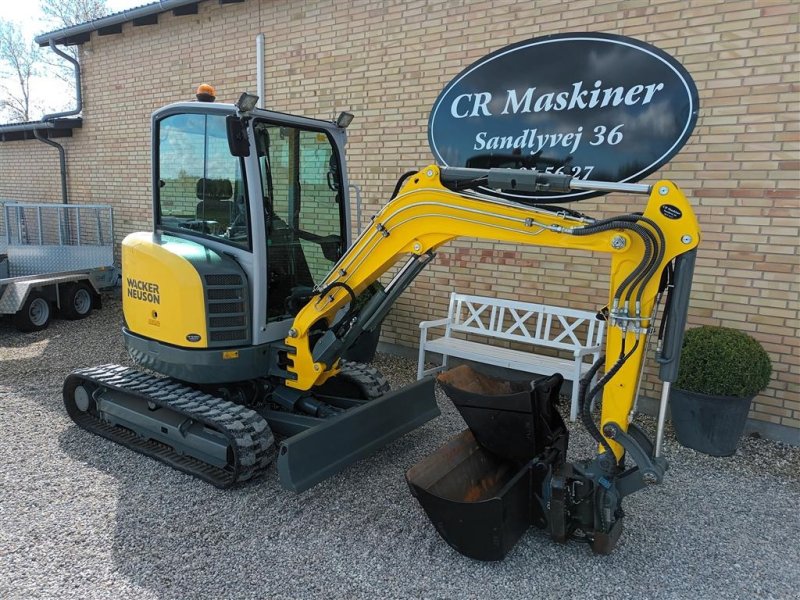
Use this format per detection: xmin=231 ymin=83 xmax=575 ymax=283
xmin=63 ymin=87 xmax=699 ymax=554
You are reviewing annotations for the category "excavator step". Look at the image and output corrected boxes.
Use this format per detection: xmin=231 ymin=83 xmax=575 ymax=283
xmin=63 ymin=364 xmax=276 ymax=488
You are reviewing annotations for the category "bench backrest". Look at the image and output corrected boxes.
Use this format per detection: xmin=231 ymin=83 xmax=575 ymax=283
xmin=447 ymin=292 xmax=605 ymax=352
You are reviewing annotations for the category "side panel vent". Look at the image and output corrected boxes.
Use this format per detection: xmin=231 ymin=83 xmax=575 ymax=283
xmin=204 ymin=273 xmax=250 ymax=346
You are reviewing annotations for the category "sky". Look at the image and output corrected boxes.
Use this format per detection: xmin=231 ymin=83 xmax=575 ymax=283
xmin=0 ymin=0 xmax=145 ymax=122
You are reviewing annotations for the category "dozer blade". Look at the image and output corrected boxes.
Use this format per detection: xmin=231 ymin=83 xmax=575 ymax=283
xmin=277 ymin=377 xmax=439 ymax=492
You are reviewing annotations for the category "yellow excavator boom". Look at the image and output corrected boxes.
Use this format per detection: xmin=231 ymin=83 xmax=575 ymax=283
xmin=285 ymin=165 xmax=700 ymax=461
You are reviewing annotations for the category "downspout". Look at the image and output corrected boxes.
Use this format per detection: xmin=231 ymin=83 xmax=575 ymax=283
xmin=33 ymin=131 xmax=68 ymax=205
xmin=33 ymin=40 xmax=82 ymax=205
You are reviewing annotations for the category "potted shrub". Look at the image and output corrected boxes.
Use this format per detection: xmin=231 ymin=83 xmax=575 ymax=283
xmin=671 ymin=326 xmax=772 ymax=456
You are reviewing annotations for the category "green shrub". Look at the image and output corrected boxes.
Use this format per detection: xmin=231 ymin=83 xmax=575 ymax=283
xmin=675 ymin=326 xmax=772 ymax=397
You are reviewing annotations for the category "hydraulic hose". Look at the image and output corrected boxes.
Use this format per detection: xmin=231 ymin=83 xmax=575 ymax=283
xmin=581 ymin=337 xmax=642 ymax=463
xmin=572 ymin=220 xmax=655 ymax=311
xmin=610 ymin=214 xmax=666 ymax=310
xmin=575 ymin=214 xmax=665 ymax=311
xmin=578 ymin=354 xmax=612 ymax=457
xmin=391 ymin=171 xmax=420 ymax=200
xmin=573 ymin=220 xmax=653 ymax=305
xmin=626 ymin=215 xmax=666 ymax=309
xmin=316 ymin=282 xmax=357 ymax=335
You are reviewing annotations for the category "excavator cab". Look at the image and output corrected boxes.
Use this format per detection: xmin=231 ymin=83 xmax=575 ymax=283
xmin=251 ymin=120 xmax=346 ymax=321
xmin=154 ymin=104 xmax=348 ymax=327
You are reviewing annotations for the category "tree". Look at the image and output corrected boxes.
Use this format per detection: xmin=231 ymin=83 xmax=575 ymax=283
xmin=0 ymin=20 xmax=39 ymax=122
xmin=41 ymin=0 xmax=109 ymax=29
xmin=40 ymin=0 xmax=109 ymax=94
xmin=0 ymin=1 xmax=108 ymax=122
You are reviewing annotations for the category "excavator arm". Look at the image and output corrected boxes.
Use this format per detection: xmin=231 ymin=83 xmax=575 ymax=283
xmin=284 ymin=165 xmax=700 ymax=462
xmin=280 ymin=164 xmax=700 ymax=553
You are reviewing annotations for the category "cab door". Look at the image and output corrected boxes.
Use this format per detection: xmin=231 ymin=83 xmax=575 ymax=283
xmin=252 ymin=118 xmax=349 ymax=330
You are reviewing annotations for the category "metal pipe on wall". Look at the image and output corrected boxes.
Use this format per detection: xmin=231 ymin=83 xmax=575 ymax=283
xmin=256 ymin=34 xmax=265 ymax=108
xmin=41 ymin=41 xmax=82 ymax=120
xmin=33 ymin=131 xmax=69 ymax=205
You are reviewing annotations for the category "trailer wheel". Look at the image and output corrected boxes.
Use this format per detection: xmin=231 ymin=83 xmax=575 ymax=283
xmin=14 ymin=291 xmax=51 ymax=332
xmin=60 ymin=282 xmax=94 ymax=320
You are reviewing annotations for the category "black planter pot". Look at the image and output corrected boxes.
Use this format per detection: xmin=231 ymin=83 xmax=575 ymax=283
xmin=670 ymin=388 xmax=753 ymax=456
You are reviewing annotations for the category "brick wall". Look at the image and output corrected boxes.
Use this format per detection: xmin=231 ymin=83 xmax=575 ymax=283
xmin=0 ymin=141 xmax=65 ymax=204
xmin=0 ymin=0 xmax=796 ymax=436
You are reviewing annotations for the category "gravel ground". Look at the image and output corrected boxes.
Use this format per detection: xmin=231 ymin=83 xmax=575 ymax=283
xmin=1 ymin=293 xmax=799 ymax=600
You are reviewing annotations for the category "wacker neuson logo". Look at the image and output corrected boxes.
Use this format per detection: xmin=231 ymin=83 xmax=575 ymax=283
xmin=127 ymin=278 xmax=160 ymax=304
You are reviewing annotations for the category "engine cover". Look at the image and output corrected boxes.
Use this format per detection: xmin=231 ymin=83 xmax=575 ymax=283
xmin=122 ymin=232 xmax=249 ymax=349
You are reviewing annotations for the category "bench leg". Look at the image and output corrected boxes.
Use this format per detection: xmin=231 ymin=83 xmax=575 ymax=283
xmin=416 ymin=339 xmax=426 ymax=380
xmin=418 ymin=326 xmax=449 ymax=379
xmin=418 ymin=359 xmax=447 ymax=379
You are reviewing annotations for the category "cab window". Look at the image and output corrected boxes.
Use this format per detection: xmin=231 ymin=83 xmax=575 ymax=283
xmin=157 ymin=113 xmax=250 ymax=249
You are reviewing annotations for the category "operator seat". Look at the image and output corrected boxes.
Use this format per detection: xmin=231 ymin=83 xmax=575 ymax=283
xmin=196 ymin=178 xmax=233 ymax=232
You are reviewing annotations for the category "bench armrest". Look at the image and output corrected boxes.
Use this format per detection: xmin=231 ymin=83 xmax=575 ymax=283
xmin=419 ymin=317 xmax=451 ymax=330
xmin=418 ymin=317 xmax=452 ymax=380
xmin=574 ymin=345 xmax=603 ymax=357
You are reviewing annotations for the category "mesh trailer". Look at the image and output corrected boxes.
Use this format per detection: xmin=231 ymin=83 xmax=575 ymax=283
xmin=0 ymin=202 xmax=118 ymax=331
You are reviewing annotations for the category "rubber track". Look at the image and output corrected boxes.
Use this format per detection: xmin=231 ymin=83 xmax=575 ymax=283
xmin=63 ymin=364 xmax=275 ymax=488
xmin=337 ymin=360 xmax=391 ymax=400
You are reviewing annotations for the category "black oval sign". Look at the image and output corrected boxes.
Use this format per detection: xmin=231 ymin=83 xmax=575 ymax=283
xmin=428 ymin=33 xmax=700 ymax=202
xmin=186 ymin=334 xmax=202 ymax=343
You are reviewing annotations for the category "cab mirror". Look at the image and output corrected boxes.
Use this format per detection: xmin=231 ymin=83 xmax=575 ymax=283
xmin=326 ymin=152 xmax=340 ymax=191
xmin=226 ymin=116 xmax=250 ymax=157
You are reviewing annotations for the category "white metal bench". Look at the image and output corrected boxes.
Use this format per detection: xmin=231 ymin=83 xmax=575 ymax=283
xmin=417 ymin=292 xmax=605 ymax=421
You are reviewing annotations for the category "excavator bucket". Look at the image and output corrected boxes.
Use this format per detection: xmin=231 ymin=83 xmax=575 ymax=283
xmin=276 ymin=377 xmax=439 ymax=492
xmin=436 ymin=366 xmax=566 ymax=461
xmin=406 ymin=366 xmax=567 ymax=560
xmin=406 ymin=428 xmax=533 ymax=560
